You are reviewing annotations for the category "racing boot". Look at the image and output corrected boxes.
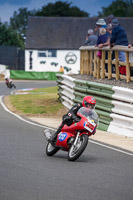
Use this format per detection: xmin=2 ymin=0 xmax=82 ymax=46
xmin=48 ymin=125 xmax=63 ymax=144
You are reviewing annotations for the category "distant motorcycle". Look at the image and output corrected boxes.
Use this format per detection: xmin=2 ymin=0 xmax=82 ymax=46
xmin=44 ymin=107 xmax=99 ymax=161
xmin=5 ymin=78 xmax=16 ymax=89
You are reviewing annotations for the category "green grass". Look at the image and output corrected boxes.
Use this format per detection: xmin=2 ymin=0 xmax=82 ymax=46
xmin=9 ymin=86 xmax=64 ymax=115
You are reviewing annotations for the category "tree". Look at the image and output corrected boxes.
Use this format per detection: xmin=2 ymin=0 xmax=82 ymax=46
xmin=0 ymin=22 xmax=24 ymax=48
xmin=98 ymin=0 xmax=133 ymax=17
xmin=36 ymin=1 xmax=89 ymax=17
xmin=10 ymin=8 xmax=36 ymax=41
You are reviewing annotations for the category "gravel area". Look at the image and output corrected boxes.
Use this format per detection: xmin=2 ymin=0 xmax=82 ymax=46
xmin=70 ymin=74 xmax=133 ymax=89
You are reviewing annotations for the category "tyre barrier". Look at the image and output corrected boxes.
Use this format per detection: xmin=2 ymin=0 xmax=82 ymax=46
xmin=56 ymin=74 xmax=133 ymax=138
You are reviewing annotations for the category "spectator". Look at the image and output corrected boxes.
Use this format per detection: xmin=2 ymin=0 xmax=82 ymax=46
xmin=110 ymin=18 xmax=128 ymax=74
xmin=110 ymin=18 xmax=128 ymax=47
xmin=59 ymin=66 xmax=64 ymax=73
xmin=84 ymin=29 xmax=98 ymax=46
xmin=128 ymin=44 xmax=133 ymax=76
xmin=94 ymin=18 xmax=106 ymax=36
xmin=107 ymin=14 xmax=115 ymax=24
xmin=96 ymin=28 xmax=108 ymax=59
xmin=97 ymin=24 xmax=112 ymax=48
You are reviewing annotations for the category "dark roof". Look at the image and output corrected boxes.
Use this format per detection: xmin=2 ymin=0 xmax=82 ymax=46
xmin=25 ymin=16 xmax=98 ymax=50
xmin=25 ymin=16 xmax=133 ymax=50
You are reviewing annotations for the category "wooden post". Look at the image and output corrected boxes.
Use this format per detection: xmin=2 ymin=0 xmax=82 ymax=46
xmin=115 ymin=51 xmax=120 ymax=80
xmin=83 ymin=51 xmax=86 ymax=74
xmin=80 ymin=50 xmax=84 ymax=74
xmin=83 ymin=51 xmax=87 ymax=74
xmin=87 ymin=51 xmax=90 ymax=75
xmin=89 ymin=51 xmax=93 ymax=75
xmin=101 ymin=50 xmax=105 ymax=79
xmin=84 ymin=50 xmax=90 ymax=74
xmin=93 ymin=51 xmax=97 ymax=77
xmin=97 ymin=56 xmax=100 ymax=79
xmin=86 ymin=50 xmax=90 ymax=75
xmin=125 ymin=52 xmax=131 ymax=82
xmin=108 ymin=51 xmax=112 ymax=79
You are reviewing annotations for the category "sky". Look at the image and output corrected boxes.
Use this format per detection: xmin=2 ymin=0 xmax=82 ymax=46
xmin=0 ymin=0 xmax=114 ymax=23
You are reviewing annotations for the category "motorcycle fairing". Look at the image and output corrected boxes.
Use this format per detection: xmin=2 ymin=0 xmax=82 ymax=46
xmin=56 ymin=132 xmax=74 ymax=149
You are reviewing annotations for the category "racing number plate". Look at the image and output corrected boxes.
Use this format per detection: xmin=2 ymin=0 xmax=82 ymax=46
xmin=84 ymin=119 xmax=96 ymax=133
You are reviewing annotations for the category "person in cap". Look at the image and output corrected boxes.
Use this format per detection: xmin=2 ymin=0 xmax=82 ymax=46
xmin=84 ymin=29 xmax=98 ymax=46
xmin=110 ymin=18 xmax=128 ymax=62
xmin=110 ymin=18 xmax=129 ymax=74
xmin=110 ymin=18 xmax=128 ymax=47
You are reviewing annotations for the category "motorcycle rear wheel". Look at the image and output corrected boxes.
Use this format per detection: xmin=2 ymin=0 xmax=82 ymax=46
xmin=68 ymin=134 xmax=88 ymax=161
xmin=46 ymin=142 xmax=60 ymax=156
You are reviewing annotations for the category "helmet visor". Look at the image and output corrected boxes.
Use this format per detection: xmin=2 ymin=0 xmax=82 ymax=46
xmin=85 ymin=102 xmax=95 ymax=109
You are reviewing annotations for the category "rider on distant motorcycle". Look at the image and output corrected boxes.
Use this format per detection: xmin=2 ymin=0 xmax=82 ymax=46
xmin=5 ymin=78 xmax=16 ymax=89
xmin=5 ymin=78 xmax=12 ymax=88
xmin=48 ymin=96 xmax=96 ymax=144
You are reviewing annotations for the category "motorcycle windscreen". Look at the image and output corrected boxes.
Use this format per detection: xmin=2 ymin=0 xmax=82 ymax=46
xmin=77 ymin=107 xmax=99 ymax=125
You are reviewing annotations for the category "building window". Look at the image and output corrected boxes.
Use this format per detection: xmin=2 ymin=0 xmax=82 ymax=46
xmin=38 ymin=50 xmax=57 ymax=57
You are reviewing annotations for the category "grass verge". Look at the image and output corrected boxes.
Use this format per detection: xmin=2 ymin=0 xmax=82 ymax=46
xmin=6 ymin=86 xmax=67 ymax=117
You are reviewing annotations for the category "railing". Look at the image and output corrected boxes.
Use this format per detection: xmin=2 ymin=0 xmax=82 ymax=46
xmin=80 ymin=45 xmax=133 ymax=82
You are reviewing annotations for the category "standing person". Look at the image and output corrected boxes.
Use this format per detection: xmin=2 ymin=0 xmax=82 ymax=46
xmin=110 ymin=18 xmax=128 ymax=61
xmin=110 ymin=18 xmax=128 ymax=75
xmin=84 ymin=29 xmax=98 ymax=46
xmin=96 ymin=28 xmax=108 ymax=59
xmin=48 ymin=96 xmax=96 ymax=144
xmin=94 ymin=18 xmax=106 ymax=36
xmin=107 ymin=14 xmax=115 ymax=24
xmin=128 ymin=44 xmax=133 ymax=76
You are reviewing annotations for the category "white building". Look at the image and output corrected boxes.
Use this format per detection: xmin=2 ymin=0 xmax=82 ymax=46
xmin=25 ymin=16 xmax=90 ymax=74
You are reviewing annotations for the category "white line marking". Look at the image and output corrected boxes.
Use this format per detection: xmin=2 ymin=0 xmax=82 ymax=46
xmin=0 ymin=95 xmax=133 ymax=156
xmin=90 ymin=140 xmax=133 ymax=157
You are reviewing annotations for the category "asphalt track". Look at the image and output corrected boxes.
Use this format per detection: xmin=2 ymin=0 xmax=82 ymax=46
xmin=0 ymin=81 xmax=133 ymax=200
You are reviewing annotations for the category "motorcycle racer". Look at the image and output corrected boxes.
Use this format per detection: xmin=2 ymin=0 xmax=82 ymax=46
xmin=5 ymin=78 xmax=16 ymax=89
xmin=48 ymin=96 xmax=96 ymax=144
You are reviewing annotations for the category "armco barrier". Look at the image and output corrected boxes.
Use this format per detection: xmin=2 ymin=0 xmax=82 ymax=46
xmin=56 ymin=74 xmax=133 ymax=138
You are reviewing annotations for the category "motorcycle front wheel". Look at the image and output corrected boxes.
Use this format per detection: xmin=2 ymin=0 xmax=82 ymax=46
xmin=68 ymin=134 xmax=88 ymax=161
xmin=46 ymin=142 xmax=60 ymax=156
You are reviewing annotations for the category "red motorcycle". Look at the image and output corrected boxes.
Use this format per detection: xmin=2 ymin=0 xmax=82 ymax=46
xmin=44 ymin=107 xmax=99 ymax=161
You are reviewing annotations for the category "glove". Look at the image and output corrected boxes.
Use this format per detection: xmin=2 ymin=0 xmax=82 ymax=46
xmin=73 ymin=117 xmax=80 ymax=122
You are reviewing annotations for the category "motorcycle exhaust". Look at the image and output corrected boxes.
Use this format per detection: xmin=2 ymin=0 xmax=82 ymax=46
xmin=44 ymin=129 xmax=52 ymax=141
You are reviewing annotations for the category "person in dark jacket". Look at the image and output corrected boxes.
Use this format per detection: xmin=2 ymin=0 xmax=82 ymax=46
xmin=96 ymin=28 xmax=108 ymax=59
xmin=110 ymin=18 xmax=128 ymax=62
xmin=48 ymin=96 xmax=96 ymax=144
